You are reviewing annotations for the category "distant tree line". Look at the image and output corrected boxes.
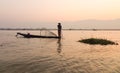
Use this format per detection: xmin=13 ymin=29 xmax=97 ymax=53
xmin=0 ymin=28 xmax=120 ymax=31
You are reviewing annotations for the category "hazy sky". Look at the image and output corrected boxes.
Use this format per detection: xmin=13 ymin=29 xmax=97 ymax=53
xmin=0 ymin=0 xmax=120 ymax=28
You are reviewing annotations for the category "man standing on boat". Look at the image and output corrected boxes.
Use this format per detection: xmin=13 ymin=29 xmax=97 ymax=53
xmin=57 ymin=23 xmax=62 ymax=39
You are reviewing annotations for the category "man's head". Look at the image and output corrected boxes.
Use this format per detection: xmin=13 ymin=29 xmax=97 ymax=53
xmin=58 ymin=23 xmax=61 ymax=25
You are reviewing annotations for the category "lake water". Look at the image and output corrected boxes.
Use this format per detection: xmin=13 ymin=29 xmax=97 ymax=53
xmin=0 ymin=30 xmax=120 ymax=73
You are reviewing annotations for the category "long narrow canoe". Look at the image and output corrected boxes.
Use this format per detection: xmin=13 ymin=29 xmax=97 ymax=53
xmin=16 ymin=32 xmax=60 ymax=38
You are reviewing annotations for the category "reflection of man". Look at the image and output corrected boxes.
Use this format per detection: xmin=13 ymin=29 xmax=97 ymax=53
xmin=57 ymin=39 xmax=62 ymax=53
xmin=57 ymin=23 xmax=62 ymax=38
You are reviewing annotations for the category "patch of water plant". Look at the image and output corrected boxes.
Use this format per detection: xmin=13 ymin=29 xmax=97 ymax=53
xmin=78 ymin=38 xmax=118 ymax=45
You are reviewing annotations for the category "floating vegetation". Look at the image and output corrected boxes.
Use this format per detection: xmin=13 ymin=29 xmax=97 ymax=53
xmin=78 ymin=38 xmax=118 ymax=45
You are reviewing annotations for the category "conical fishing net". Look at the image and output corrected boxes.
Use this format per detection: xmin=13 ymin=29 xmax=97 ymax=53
xmin=40 ymin=28 xmax=57 ymax=37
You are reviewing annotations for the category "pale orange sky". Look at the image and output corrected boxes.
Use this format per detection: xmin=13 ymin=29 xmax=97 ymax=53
xmin=0 ymin=0 xmax=120 ymax=28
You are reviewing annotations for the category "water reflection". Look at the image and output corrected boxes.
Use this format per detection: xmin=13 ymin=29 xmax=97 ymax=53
xmin=57 ymin=39 xmax=62 ymax=53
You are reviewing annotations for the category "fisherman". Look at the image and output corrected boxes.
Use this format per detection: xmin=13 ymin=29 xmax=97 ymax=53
xmin=57 ymin=23 xmax=62 ymax=38
xmin=27 ymin=33 xmax=30 ymax=38
xmin=27 ymin=33 xmax=30 ymax=35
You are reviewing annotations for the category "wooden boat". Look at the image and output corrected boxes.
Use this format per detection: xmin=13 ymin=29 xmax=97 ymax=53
xmin=16 ymin=23 xmax=62 ymax=39
xmin=16 ymin=32 xmax=60 ymax=38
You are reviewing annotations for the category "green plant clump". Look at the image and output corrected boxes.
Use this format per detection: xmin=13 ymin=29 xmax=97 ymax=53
xmin=79 ymin=38 xmax=118 ymax=45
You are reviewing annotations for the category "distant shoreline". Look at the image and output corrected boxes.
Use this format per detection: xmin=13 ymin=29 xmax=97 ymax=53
xmin=1 ymin=28 xmax=120 ymax=31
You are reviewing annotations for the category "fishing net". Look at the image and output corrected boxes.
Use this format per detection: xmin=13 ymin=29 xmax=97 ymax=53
xmin=39 ymin=28 xmax=57 ymax=37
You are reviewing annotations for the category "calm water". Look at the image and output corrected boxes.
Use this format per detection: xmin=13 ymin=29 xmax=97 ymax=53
xmin=0 ymin=30 xmax=120 ymax=73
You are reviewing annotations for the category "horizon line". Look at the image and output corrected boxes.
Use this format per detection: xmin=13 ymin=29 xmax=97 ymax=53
xmin=1 ymin=28 xmax=120 ymax=31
